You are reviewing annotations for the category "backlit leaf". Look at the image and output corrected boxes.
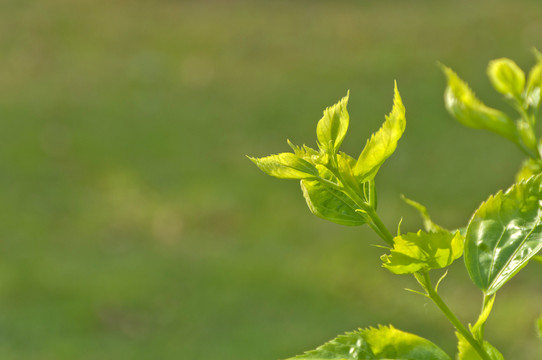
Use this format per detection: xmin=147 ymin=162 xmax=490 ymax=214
xmin=317 ymin=92 xmax=349 ymax=153
xmin=517 ymin=118 xmax=537 ymax=153
xmin=301 ymin=166 xmax=367 ymax=226
xmin=487 ymin=58 xmax=525 ymax=99
xmin=287 ymin=140 xmax=321 ymax=164
xmin=442 ymin=66 xmax=517 ymax=141
xmin=354 ymin=82 xmax=406 ymax=180
xmin=401 ymin=195 xmax=445 ymax=232
xmin=456 ymin=333 xmax=504 ymax=360
xmin=381 ymin=230 xmax=464 ymax=274
xmin=337 ymin=152 xmax=364 ymax=195
xmin=469 ymin=294 xmax=495 ymax=341
xmin=465 ymin=173 xmax=542 ymax=295
xmin=249 ymin=153 xmax=318 ymax=179
xmin=515 ymin=158 xmax=542 ymax=182
xmin=525 ymin=59 xmax=542 ymax=109
xmin=287 ymin=325 xmax=451 ymax=360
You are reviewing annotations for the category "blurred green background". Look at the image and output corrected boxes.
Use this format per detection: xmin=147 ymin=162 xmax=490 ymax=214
xmin=0 ymin=0 xmax=541 ymax=358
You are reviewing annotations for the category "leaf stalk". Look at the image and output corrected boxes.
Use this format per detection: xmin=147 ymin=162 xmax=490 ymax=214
xmin=415 ymin=271 xmax=492 ymax=360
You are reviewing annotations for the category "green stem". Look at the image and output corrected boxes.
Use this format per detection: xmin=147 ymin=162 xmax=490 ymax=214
xmin=476 ymin=294 xmax=491 ymax=341
xmin=366 ymin=209 xmax=394 ymax=246
xmin=516 ymin=105 xmax=540 ymax=160
xmin=325 ymin=155 xmax=394 ymax=246
xmin=416 ymin=272 xmax=492 ymax=360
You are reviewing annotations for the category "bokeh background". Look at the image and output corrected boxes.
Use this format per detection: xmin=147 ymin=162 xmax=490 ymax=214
xmin=0 ymin=0 xmax=541 ymax=359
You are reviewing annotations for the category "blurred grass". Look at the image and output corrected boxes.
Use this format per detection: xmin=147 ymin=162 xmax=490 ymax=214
xmin=0 ymin=0 xmax=541 ymax=358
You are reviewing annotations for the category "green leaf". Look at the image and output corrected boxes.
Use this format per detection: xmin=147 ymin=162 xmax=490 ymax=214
xmin=337 ymin=152 xmax=364 ymax=195
xmin=316 ymin=92 xmax=350 ymax=154
xmin=515 ymin=158 xmax=542 ymax=183
xmin=249 ymin=153 xmax=319 ymax=179
xmin=354 ymin=82 xmax=406 ymax=180
xmin=288 ymin=140 xmax=322 ymax=164
xmin=469 ymin=294 xmax=495 ymax=341
xmin=525 ymin=52 xmax=542 ymax=109
xmin=301 ymin=166 xmax=368 ymax=226
xmin=381 ymin=230 xmax=464 ymax=274
xmin=487 ymin=58 xmax=525 ymax=100
xmin=287 ymin=325 xmax=451 ymax=360
xmin=537 ymin=314 xmax=542 ymax=340
xmin=401 ymin=195 xmax=445 ymax=232
xmin=465 ymin=173 xmax=542 ymax=295
xmin=517 ymin=118 xmax=538 ymax=154
xmin=456 ymin=333 xmax=503 ymax=360
xmin=442 ymin=66 xmax=517 ymax=141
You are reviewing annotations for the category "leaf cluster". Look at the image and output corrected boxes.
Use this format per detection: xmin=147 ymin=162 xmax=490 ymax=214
xmin=249 ymin=53 xmax=542 ymax=360
xmin=442 ymin=50 xmax=542 ymax=181
xmin=249 ymin=84 xmax=405 ymax=240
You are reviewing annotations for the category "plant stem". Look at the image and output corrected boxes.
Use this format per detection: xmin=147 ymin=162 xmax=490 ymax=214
xmin=325 ymin=156 xmax=394 ymax=246
xmin=478 ymin=294 xmax=491 ymax=341
xmin=366 ymin=209 xmax=394 ymax=246
xmin=515 ymin=105 xmax=540 ymax=160
xmin=416 ymin=271 xmax=492 ymax=360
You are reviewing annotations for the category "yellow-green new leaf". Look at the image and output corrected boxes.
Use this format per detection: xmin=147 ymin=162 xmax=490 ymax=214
xmin=525 ymin=58 xmax=542 ymax=108
xmin=442 ymin=66 xmax=517 ymax=141
xmin=382 ymin=230 xmax=464 ymax=274
xmin=287 ymin=325 xmax=451 ymax=360
xmin=354 ymin=83 xmax=406 ymax=180
xmin=465 ymin=173 xmax=542 ymax=295
xmin=517 ymin=118 xmax=538 ymax=153
xmin=287 ymin=140 xmax=324 ymax=165
xmin=316 ymin=92 xmax=349 ymax=154
xmin=487 ymin=58 xmax=525 ymax=99
xmin=401 ymin=195 xmax=445 ymax=232
xmin=249 ymin=153 xmax=318 ymax=179
xmin=456 ymin=333 xmax=504 ymax=360
xmin=337 ymin=152 xmax=364 ymax=194
xmin=537 ymin=314 xmax=542 ymax=340
xmin=469 ymin=294 xmax=495 ymax=342
xmin=515 ymin=158 xmax=542 ymax=182
xmin=301 ymin=165 xmax=367 ymax=226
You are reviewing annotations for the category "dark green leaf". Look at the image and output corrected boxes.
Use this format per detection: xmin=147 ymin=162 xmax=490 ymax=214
xmin=354 ymin=83 xmax=406 ymax=181
xmin=381 ymin=230 xmax=464 ymax=274
xmin=287 ymin=325 xmax=451 ymax=360
xmin=442 ymin=66 xmax=517 ymax=141
xmin=249 ymin=153 xmax=319 ymax=179
xmin=465 ymin=173 xmax=542 ymax=295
